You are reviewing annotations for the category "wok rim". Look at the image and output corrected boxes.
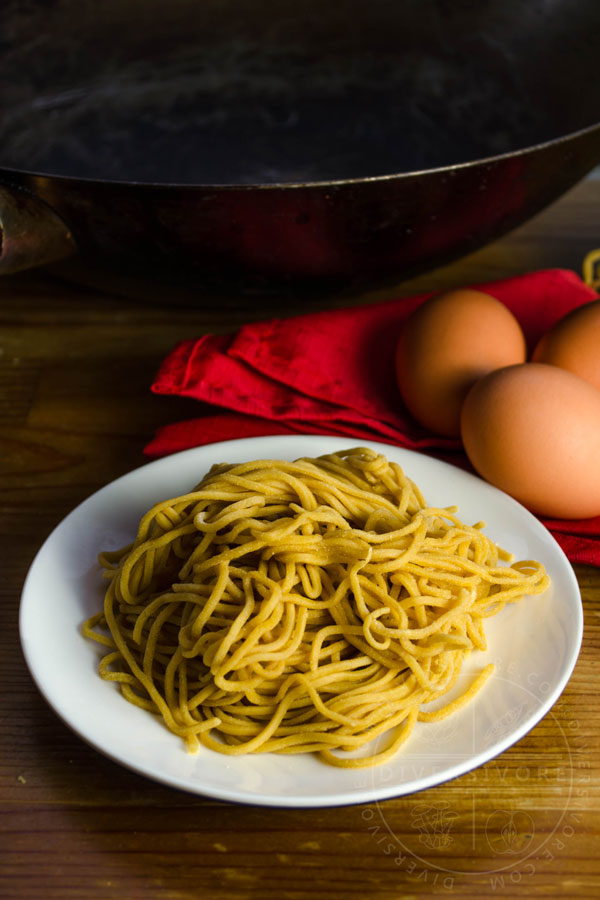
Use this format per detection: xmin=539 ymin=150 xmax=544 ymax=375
xmin=1 ymin=120 xmax=599 ymax=191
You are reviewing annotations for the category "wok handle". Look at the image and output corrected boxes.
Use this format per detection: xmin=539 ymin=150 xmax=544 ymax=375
xmin=0 ymin=184 xmax=75 ymax=274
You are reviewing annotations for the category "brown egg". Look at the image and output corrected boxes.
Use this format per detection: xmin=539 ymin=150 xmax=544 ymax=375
xmin=532 ymin=299 xmax=600 ymax=391
xmin=395 ymin=289 xmax=526 ymax=436
xmin=461 ymin=362 xmax=600 ymax=518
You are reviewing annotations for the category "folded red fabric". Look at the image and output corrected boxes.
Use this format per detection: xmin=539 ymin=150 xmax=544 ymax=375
xmin=148 ymin=268 xmax=600 ymax=566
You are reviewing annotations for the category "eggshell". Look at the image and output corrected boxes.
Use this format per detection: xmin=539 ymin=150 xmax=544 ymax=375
xmin=460 ymin=362 xmax=600 ymax=518
xmin=395 ymin=289 xmax=526 ymax=436
xmin=532 ymin=299 xmax=600 ymax=391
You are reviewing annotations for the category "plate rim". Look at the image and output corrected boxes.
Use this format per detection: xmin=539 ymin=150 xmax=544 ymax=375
xmin=19 ymin=435 xmax=584 ymax=807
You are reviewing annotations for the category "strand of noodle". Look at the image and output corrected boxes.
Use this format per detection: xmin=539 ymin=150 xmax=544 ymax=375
xmin=418 ymin=663 xmax=496 ymax=722
xmin=102 ymin=579 xmax=220 ymax=736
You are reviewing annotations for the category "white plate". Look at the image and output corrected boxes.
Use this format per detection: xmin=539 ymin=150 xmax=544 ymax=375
xmin=20 ymin=436 xmax=582 ymax=807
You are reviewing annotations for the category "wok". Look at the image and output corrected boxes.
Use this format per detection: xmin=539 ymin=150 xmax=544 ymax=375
xmin=1 ymin=0 xmax=599 ymax=303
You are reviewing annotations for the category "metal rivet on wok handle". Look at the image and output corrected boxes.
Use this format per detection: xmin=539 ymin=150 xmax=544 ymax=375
xmin=0 ymin=185 xmax=75 ymax=274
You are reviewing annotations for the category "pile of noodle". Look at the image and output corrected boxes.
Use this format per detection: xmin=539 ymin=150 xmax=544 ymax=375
xmin=82 ymin=447 xmax=549 ymax=768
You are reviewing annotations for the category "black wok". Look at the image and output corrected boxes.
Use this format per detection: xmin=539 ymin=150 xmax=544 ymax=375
xmin=1 ymin=0 xmax=599 ymax=303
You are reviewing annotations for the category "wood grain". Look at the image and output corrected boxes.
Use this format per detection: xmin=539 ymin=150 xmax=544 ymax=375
xmin=2 ymin=179 xmax=600 ymax=900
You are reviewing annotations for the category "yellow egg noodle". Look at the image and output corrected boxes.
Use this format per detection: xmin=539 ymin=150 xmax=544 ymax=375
xmin=82 ymin=447 xmax=549 ymax=768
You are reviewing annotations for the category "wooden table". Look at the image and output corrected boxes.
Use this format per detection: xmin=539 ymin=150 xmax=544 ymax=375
xmin=2 ymin=179 xmax=600 ymax=900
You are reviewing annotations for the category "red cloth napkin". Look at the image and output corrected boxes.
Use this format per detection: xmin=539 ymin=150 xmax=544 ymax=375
xmin=147 ymin=268 xmax=600 ymax=566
